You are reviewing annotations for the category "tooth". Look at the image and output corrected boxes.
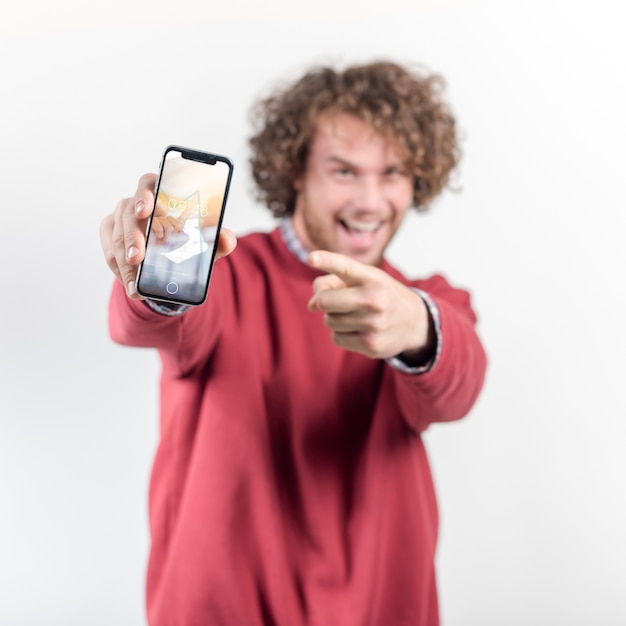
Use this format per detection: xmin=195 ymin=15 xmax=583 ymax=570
xmin=345 ymin=221 xmax=379 ymax=232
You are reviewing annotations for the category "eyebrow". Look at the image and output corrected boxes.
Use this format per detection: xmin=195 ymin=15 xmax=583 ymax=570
xmin=326 ymin=156 xmax=354 ymax=167
xmin=325 ymin=156 xmax=407 ymax=170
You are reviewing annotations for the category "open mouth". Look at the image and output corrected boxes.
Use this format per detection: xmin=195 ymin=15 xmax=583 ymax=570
xmin=339 ymin=218 xmax=382 ymax=235
xmin=336 ymin=218 xmax=386 ymax=256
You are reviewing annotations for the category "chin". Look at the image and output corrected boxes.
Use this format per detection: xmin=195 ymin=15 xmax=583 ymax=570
xmin=347 ymin=250 xmax=383 ymax=266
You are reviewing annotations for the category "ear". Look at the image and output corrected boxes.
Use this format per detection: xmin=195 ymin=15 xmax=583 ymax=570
xmin=293 ymin=174 xmax=303 ymax=192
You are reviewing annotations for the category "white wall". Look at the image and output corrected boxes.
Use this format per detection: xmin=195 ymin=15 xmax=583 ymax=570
xmin=1 ymin=1 xmax=624 ymax=624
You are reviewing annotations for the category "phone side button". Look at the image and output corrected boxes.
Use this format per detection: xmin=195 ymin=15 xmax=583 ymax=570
xmin=166 ymin=282 xmax=179 ymax=295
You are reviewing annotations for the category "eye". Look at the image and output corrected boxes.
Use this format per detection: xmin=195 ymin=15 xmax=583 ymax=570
xmin=332 ymin=166 xmax=354 ymax=179
xmin=385 ymin=165 xmax=408 ymax=177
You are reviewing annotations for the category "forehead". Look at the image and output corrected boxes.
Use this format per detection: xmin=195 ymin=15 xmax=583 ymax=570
xmin=310 ymin=112 xmax=406 ymax=162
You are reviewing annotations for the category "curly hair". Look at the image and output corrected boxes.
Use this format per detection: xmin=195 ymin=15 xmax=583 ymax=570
xmin=249 ymin=61 xmax=459 ymax=217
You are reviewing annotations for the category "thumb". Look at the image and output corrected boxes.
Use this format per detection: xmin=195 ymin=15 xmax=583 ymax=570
xmin=311 ymin=272 xmax=346 ymax=296
xmin=215 ymin=228 xmax=237 ymax=260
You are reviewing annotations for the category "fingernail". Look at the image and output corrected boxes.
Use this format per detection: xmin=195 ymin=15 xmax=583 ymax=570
xmin=309 ymin=252 xmax=320 ymax=267
xmin=127 ymin=246 xmax=139 ymax=260
xmin=135 ymin=201 xmax=144 ymax=216
xmin=126 ymin=281 xmax=137 ymax=297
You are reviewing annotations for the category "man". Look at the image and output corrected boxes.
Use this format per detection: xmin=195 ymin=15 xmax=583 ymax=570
xmin=100 ymin=61 xmax=487 ymax=626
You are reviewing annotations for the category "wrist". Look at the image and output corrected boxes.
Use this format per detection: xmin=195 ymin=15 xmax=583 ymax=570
xmin=388 ymin=288 xmax=441 ymax=374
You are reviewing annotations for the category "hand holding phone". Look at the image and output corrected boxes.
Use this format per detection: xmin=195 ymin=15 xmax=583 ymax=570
xmin=136 ymin=146 xmax=234 ymax=306
xmin=100 ymin=149 xmax=236 ymax=303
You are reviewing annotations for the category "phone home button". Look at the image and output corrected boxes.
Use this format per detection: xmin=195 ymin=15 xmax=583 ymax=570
xmin=166 ymin=282 xmax=179 ymax=295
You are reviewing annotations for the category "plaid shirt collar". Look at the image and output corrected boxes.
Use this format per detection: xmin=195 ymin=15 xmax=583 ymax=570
xmin=279 ymin=217 xmax=310 ymax=264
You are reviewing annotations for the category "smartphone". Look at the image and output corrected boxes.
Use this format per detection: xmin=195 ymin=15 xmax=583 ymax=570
xmin=136 ymin=145 xmax=234 ymax=306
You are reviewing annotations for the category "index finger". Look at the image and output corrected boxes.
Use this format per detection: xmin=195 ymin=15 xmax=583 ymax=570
xmin=122 ymin=173 xmax=157 ymax=264
xmin=308 ymin=250 xmax=374 ymax=287
xmin=133 ymin=172 xmax=157 ymax=219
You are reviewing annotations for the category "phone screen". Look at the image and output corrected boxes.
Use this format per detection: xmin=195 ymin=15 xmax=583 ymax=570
xmin=136 ymin=146 xmax=233 ymax=305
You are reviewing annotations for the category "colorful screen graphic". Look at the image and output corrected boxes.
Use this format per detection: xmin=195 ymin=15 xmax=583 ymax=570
xmin=137 ymin=148 xmax=232 ymax=304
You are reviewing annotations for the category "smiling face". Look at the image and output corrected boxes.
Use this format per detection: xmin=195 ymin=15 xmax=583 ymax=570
xmin=291 ymin=112 xmax=414 ymax=266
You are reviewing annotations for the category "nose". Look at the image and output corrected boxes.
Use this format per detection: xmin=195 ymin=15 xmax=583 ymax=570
xmin=354 ymin=175 xmax=385 ymax=211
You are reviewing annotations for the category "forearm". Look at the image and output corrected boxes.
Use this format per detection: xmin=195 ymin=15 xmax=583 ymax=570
xmin=108 ymin=280 xmax=183 ymax=350
xmin=393 ymin=295 xmax=487 ymax=432
xmin=108 ymin=264 xmax=230 ymax=377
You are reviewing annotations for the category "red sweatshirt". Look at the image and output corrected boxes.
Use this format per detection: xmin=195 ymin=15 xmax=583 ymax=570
xmin=108 ymin=228 xmax=487 ymax=626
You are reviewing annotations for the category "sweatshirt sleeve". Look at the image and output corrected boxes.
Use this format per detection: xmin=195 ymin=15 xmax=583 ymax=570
xmin=107 ymin=261 xmax=232 ymax=377
xmin=108 ymin=280 xmax=183 ymax=350
xmin=391 ymin=274 xmax=488 ymax=433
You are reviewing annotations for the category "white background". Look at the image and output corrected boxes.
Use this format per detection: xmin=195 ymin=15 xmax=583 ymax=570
xmin=1 ymin=1 xmax=625 ymax=624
